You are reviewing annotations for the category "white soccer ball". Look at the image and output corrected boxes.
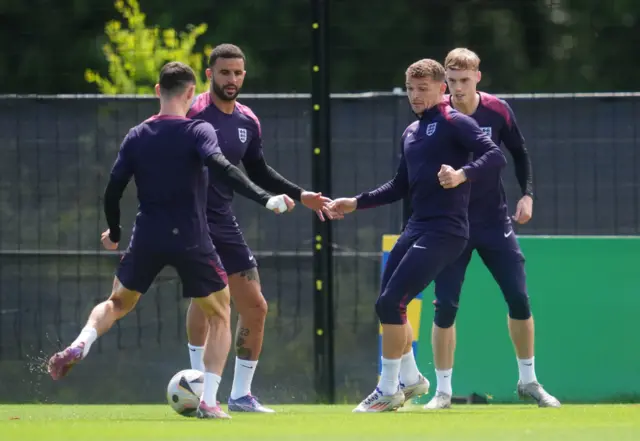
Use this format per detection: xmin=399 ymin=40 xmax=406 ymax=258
xmin=166 ymin=369 xmax=204 ymax=417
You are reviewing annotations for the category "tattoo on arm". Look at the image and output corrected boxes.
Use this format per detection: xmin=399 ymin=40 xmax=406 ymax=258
xmin=236 ymin=327 xmax=252 ymax=360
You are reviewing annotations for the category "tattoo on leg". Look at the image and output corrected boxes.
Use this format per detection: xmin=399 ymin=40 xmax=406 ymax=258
xmin=239 ymin=268 xmax=260 ymax=283
xmin=236 ymin=327 xmax=252 ymax=360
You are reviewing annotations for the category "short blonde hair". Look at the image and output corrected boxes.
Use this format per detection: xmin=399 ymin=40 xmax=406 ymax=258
xmin=444 ymin=48 xmax=481 ymax=71
xmin=405 ymin=59 xmax=445 ymax=82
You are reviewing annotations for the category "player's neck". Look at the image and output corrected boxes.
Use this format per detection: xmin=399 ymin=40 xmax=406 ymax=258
xmin=158 ymin=104 xmax=187 ymax=117
xmin=417 ymin=98 xmax=442 ymax=118
xmin=210 ymin=91 xmax=236 ymax=115
xmin=451 ymin=92 xmax=480 ymax=116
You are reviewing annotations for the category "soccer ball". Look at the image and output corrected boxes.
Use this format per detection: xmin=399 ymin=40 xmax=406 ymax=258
xmin=166 ymin=369 xmax=204 ymax=416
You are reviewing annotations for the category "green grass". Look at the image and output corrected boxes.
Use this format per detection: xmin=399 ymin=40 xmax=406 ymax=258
xmin=1 ymin=404 xmax=639 ymax=441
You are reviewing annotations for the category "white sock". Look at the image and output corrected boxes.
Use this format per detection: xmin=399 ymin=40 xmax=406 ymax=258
xmin=188 ymin=344 xmax=205 ymax=372
xmin=399 ymin=349 xmax=421 ymax=386
xmin=436 ymin=369 xmax=453 ymax=396
xmin=517 ymin=357 xmax=537 ymax=384
xmin=201 ymin=372 xmax=221 ymax=405
xmin=71 ymin=326 xmax=97 ymax=358
xmin=377 ymin=357 xmax=401 ymax=395
xmin=230 ymin=358 xmax=258 ymax=400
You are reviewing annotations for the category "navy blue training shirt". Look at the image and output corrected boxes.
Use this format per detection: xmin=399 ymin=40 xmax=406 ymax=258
xmin=356 ymin=103 xmax=507 ymax=238
xmin=446 ymin=92 xmax=533 ymax=227
xmin=188 ymin=92 xmax=303 ymax=235
xmin=188 ymin=93 xmax=264 ymax=224
xmin=105 ymin=115 xmax=272 ymax=253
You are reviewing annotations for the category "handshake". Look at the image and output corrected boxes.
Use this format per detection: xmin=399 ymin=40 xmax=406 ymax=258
xmin=266 ymin=164 xmax=469 ymax=220
xmin=265 ymin=191 xmax=354 ymax=221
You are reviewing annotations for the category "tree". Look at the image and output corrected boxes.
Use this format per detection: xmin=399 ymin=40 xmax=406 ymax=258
xmin=85 ymin=0 xmax=210 ymax=94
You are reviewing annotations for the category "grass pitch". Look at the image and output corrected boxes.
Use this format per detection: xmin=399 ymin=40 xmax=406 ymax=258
xmin=1 ymin=403 xmax=639 ymax=441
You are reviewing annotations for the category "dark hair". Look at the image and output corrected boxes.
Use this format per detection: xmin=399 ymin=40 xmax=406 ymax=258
xmin=158 ymin=62 xmax=196 ymax=96
xmin=208 ymin=44 xmax=246 ymax=67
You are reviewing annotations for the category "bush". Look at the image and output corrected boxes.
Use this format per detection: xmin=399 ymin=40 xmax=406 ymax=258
xmin=85 ymin=0 xmax=210 ymax=94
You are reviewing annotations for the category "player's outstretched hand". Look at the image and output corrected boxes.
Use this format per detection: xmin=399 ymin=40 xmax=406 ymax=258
xmin=100 ymin=229 xmax=118 ymax=250
xmin=301 ymin=191 xmax=334 ymax=221
xmin=513 ymin=195 xmax=533 ymax=224
xmin=320 ymin=205 xmax=345 ymax=221
xmin=438 ymin=164 xmax=467 ymax=189
xmin=266 ymin=194 xmax=296 ymax=214
xmin=327 ymin=197 xmax=357 ymax=217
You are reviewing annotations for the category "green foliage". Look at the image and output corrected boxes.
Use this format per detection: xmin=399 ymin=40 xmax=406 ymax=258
xmin=3 ymin=0 xmax=640 ymax=93
xmin=85 ymin=0 xmax=211 ymax=94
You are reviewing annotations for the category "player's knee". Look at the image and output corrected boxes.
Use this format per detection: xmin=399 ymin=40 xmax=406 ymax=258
xmin=213 ymin=290 xmax=232 ymax=321
xmin=240 ymin=292 xmax=268 ymax=321
xmin=210 ymin=304 xmax=231 ymax=327
xmin=231 ymin=274 xmax=268 ymax=322
xmin=194 ymin=287 xmax=231 ymax=320
xmin=107 ymin=297 xmax=135 ymax=319
xmin=506 ymin=291 xmax=532 ymax=320
xmin=433 ymin=302 xmax=458 ymax=329
xmin=205 ymin=302 xmax=231 ymax=329
xmin=375 ymin=293 xmax=405 ymax=325
xmin=253 ymin=295 xmax=268 ymax=320
xmin=108 ymin=281 xmax=140 ymax=317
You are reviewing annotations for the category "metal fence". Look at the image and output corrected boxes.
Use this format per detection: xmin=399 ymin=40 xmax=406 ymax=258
xmin=0 ymin=92 xmax=638 ymax=404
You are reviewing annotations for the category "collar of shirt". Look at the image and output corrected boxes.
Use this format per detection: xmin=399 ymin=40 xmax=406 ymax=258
xmin=420 ymin=105 xmax=441 ymax=121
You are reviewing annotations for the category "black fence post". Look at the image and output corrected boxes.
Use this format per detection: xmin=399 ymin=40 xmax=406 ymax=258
xmin=310 ymin=0 xmax=335 ymax=404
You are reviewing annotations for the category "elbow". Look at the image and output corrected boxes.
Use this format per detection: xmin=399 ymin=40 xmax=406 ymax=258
xmin=103 ymin=177 xmax=126 ymax=220
xmin=103 ymin=187 xmax=117 ymax=211
xmin=104 ymin=185 xmax=119 ymax=206
xmin=494 ymin=147 xmax=508 ymax=168
xmin=103 ymin=193 xmax=120 ymax=221
xmin=396 ymin=184 xmax=408 ymax=202
xmin=103 ymin=196 xmax=114 ymax=215
xmin=382 ymin=182 xmax=404 ymax=205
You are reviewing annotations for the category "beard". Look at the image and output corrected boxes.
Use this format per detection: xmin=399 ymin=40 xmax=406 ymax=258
xmin=211 ymin=81 xmax=240 ymax=101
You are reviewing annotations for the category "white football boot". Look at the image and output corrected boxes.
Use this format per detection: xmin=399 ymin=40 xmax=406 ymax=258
xmin=353 ymin=387 xmax=405 ymax=413
xmin=423 ymin=391 xmax=452 ymax=410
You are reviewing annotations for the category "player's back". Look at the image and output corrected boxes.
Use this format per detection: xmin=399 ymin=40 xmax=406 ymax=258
xmin=120 ymin=115 xmax=211 ymax=252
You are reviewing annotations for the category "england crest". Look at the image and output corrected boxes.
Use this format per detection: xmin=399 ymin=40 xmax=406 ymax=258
xmin=481 ymin=126 xmax=492 ymax=137
xmin=426 ymin=123 xmax=437 ymax=136
xmin=238 ymin=128 xmax=248 ymax=143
